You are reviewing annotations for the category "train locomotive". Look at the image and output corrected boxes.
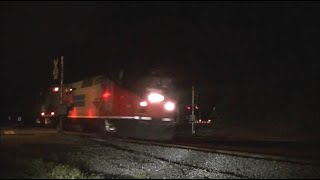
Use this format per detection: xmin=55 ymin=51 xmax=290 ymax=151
xmin=37 ymin=73 xmax=180 ymax=137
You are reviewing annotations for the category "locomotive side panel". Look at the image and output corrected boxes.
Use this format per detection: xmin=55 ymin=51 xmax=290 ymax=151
xmin=111 ymin=84 xmax=142 ymax=117
xmin=68 ymin=77 xmax=114 ymax=118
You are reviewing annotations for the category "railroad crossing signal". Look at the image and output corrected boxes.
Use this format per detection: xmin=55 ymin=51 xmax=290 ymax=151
xmin=189 ymin=114 xmax=196 ymax=123
xmin=191 ymin=86 xmax=196 ymax=134
xmin=53 ymin=58 xmax=59 ymax=80
xmin=57 ymin=104 xmax=68 ymax=116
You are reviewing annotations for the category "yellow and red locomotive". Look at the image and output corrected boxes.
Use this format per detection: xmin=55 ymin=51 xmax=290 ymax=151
xmin=37 ymin=74 xmax=179 ymax=135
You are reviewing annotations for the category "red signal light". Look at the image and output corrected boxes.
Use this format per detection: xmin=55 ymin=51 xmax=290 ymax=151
xmin=102 ymin=92 xmax=110 ymax=98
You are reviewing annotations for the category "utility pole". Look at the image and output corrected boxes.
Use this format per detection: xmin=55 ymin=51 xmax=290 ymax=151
xmin=58 ymin=56 xmax=64 ymax=133
xmin=191 ymin=86 xmax=195 ymax=134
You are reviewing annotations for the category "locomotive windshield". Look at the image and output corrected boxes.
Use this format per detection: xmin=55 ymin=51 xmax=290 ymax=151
xmin=39 ymin=88 xmax=59 ymax=112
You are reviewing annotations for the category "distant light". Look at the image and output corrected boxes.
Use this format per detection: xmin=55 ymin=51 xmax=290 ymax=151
xmin=53 ymin=87 xmax=59 ymax=92
xmin=208 ymin=119 xmax=211 ymax=123
xmin=41 ymin=112 xmax=45 ymax=116
xmin=140 ymin=101 xmax=148 ymax=107
xmin=51 ymin=112 xmax=55 ymax=116
xmin=70 ymin=88 xmax=73 ymax=91
xmin=164 ymin=101 xmax=175 ymax=111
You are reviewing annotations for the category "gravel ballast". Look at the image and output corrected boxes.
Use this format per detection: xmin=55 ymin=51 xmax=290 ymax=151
xmin=1 ymin=134 xmax=319 ymax=179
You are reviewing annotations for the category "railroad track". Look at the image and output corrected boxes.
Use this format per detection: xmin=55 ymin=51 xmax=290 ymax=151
xmin=43 ymin=130 xmax=320 ymax=166
xmin=58 ymin=130 xmax=320 ymax=167
xmin=78 ymin=135 xmax=318 ymax=179
xmin=88 ymin=136 xmax=251 ymax=178
xmin=107 ymin=137 xmax=320 ymax=165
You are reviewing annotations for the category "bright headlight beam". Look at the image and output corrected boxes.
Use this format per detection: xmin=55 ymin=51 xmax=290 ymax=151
xmin=164 ymin=101 xmax=175 ymax=111
xmin=148 ymin=93 xmax=164 ymax=103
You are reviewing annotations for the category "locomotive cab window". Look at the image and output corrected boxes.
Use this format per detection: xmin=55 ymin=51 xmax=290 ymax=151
xmin=94 ymin=77 xmax=104 ymax=85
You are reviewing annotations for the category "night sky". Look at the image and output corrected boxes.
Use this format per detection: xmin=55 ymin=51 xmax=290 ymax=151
xmin=1 ymin=1 xmax=320 ymax=126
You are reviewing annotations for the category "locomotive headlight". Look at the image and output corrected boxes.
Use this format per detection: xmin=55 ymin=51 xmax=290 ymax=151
xmin=139 ymin=101 xmax=148 ymax=107
xmin=164 ymin=101 xmax=175 ymax=111
xmin=148 ymin=93 xmax=164 ymax=103
xmin=53 ymin=87 xmax=59 ymax=92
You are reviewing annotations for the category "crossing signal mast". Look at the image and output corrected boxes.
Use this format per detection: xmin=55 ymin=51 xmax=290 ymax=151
xmin=188 ymin=85 xmax=200 ymax=134
xmin=191 ymin=86 xmax=196 ymax=134
xmin=59 ymin=56 xmax=64 ymax=132
xmin=53 ymin=56 xmax=67 ymax=133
